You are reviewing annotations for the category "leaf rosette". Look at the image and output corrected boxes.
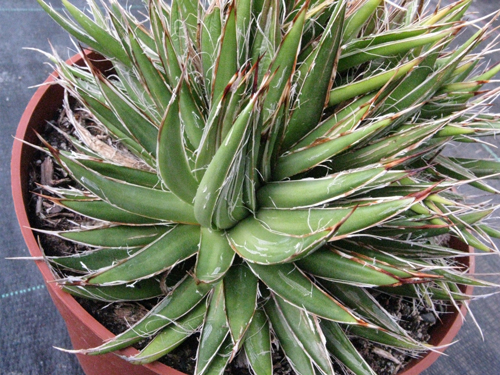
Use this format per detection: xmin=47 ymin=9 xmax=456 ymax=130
xmin=34 ymin=0 xmax=500 ymax=373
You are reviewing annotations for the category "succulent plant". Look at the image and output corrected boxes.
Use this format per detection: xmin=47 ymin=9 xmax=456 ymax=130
xmin=32 ymin=0 xmax=500 ymax=373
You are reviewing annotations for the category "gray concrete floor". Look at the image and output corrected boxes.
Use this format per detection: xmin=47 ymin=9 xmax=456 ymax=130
xmin=1 ymin=1 xmax=500 ymax=374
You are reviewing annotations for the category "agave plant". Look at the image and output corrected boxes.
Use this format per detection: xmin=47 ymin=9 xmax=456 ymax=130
xmin=32 ymin=0 xmax=500 ymax=373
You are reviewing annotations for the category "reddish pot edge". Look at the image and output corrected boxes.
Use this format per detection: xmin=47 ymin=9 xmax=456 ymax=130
xmin=11 ymin=52 xmax=474 ymax=375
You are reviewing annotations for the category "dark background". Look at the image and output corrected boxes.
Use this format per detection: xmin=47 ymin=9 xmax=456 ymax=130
xmin=1 ymin=1 xmax=499 ymax=374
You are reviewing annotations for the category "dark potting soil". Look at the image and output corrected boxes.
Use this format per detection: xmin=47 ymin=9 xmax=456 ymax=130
xmin=28 ymin=106 xmax=444 ymax=375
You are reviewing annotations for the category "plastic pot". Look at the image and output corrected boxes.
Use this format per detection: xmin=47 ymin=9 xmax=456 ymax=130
xmin=11 ymin=51 xmax=475 ymax=375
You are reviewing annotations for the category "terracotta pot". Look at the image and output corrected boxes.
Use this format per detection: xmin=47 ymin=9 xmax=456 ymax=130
xmin=11 ymin=52 xmax=474 ymax=375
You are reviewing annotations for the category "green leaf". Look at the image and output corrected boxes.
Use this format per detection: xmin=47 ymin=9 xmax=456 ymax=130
xmin=341 ymin=237 xmax=464 ymax=259
xmin=296 ymin=248 xmax=403 ymax=287
xmin=95 ymin=74 xmax=158 ymax=156
xmin=85 ymin=0 xmax=106 ymax=28
xmin=261 ymin=2 xmax=307 ymax=123
xmin=433 ymin=155 xmax=500 ymax=194
xmin=471 ymin=61 xmax=500 ymax=82
xmin=377 ymin=283 xmax=470 ymax=302
xmin=380 ymin=26 xmax=481 ymax=123
xmin=321 ymin=281 xmax=408 ymax=335
xmin=150 ymin=0 xmax=177 ymax=83
xmin=203 ymin=336 xmax=234 ymax=375
xmin=58 ymin=225 xmax=170 ymax=248
xmin=38 ymin=0 xmax=129 ymax=66
xmin=211 ymin=4 xmax=238 ymax=102
xmin=454 ymin=227 xmax=493 ymax=252
xmin=119 ymin=4 xmax=156 ymax=51
xmin=338 ymin=29 xmax=454 ymax=72
xmin=106 ymin=4 xmax=133 ymax=59
xmin=150 ymin=0 xmax=204 ymax=147
xmin=171 ymin=0 xmax=199 ymax=48
xmin=76 ymin=158 xmax=159 ymax=188
xmin=76 ymin=92 xmax=154 ymax=166
xmin=229 ymin=198 xmax=415 ymax=264
xmin=321 ymin=320 xmax=376 ymax=375
xmin=330 ymin=122 xmax=443 ymax=172
xmin=343 ymin=27 xmax=431 ymax=56
xmin=128 ymin=32 xmax=172 ymax=113
xmin=274 ymin=116 xmax=393 ymax=180
xmin=291 ymin=94 xmax=374 ymax=151
xmin=342 ymin=0 xmax=383 ymax=42
xmin=249 ymin=262 xmax=361 ymax=324
xmin=264 ymin=295 xmax=315 ymax=375
xmin=422 ymin=0 xmax=471 ymax=26
xmin=251 ymin=0 xmax=281 ymax=86
xmin=329 ymin=56 xmax=423 ymax=106
xmin=112 ymin=65 xmax=159 ymax=118
xmin=81 ymin=276 xmax=210 ymax=354
xmin=296 ymin=0 xmax=333 ymax=54
xmin=196 ymin=282 xmax=230 ymax=375
xmin=195 ymin=228 xmax=235 ymax=284
xmin=49 ymin=247 xmax=142 ymax=272
xmin=348 ymin=324 xmax=427 ymax=351
xmin=87 ymin=225 xmax=200 ymax=285
xmin=63 ymin=278 xmax=163 ymax=302
xmin=478 ymin=224 xmax=500 ymax=239
xmin=195 ymin=68 xmax=251 ymax=181
xmin=157 ymin=85 xmax=199 ymax=203
xmin=200 ymin=4 xmax=222 ymax=99
xmin=244 ymin=308 xmax=272 ymax=375
xmin=275 ymin=295 xmax=334 ymax=375
xmin=259 ymin=90 xmax=289 ymax=182
xmin=194 ymin=96 xmax=259 ymax=229
xmin=235 ymin=0 xmax=253 ymax=65
xmin=242 ymin=110 xmax=262 ymax=214
xmin=50 ymin=196 xmax=160 ymax=225
xmin=127 ymin=301 xmax=207 ymax=364
xmin=257 ymin=167 xmax=387 ymax=208
xmin=224 ymin=263 xmax=258 ymax=353
xmin=282 ymin=0 xmax=345 ymax=150
xmin=55 ymin=152 xmax=197 ymax=224
xmin=229 ymin=215 xmax=331 ymax=264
